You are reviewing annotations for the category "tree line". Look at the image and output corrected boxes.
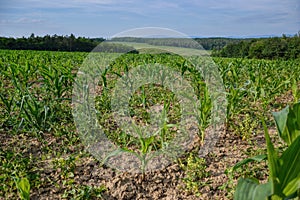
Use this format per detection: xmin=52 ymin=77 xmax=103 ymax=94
xmin=0 ymin=34 xmax=103 ymax=52
xmin=211 ymin=33 xmax=300 ymax=60
xmin=0 ymin=34 xmax=140 ymax=53
xmin=111 ymin=37 xmax=246 ymax=50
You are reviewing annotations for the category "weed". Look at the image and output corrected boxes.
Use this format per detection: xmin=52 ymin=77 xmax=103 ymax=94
xmin=14 ymin=177 xmax=30 ymax=200
xmin=178 ymin=153 xmax=209 ymax=196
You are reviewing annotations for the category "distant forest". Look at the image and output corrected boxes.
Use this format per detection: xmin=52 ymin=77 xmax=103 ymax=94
xmin=1 ymin=33 xmax=299 ymax=59
xmin=211 ymin=33 xmax=300 ymax=60
xmin=0 ymin=34 xmax=102 ymax=52
xmin=0 ymin=34 xmax=138 ymax=53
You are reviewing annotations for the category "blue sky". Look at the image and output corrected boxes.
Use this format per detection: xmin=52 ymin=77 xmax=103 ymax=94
xmin=0 ymin=0 xmax=299 ymax=38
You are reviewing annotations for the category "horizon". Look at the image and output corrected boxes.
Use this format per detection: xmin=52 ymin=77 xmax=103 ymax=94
xmin=0 ymin=33 xmax=297 ymax=40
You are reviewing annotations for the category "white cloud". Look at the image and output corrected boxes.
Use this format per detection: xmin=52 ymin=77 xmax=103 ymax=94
xmin=148 ymin=1 xmax=180 ymax=9
xmin=0 ymin=17 xmax=43 ymax=25
xmin=4 ymin=0 xmax=134 ymax=9
xmin=189 ymin=0 xmax=294 ymax=12
xmin=16 ymin=17 xmax=43 ymax=23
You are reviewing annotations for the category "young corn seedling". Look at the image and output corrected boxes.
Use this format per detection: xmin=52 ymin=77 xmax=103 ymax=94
xmin=159 ymin=101 xmax=170 ymax=148
xmin=8 ymin=62 xmax=38 ymax=89
xmin=101 ymin=101 xmax=177 ymax=178
xmin=197 ymin=83 xmax=212 ymax=142
xmin=41 ymin=66 xmax=73 ymax=100
xmin=140 ymin=85 xmax=147 ymax=109
xmin=134 ymin=124 xmax=156 ymax=177
xmin=19 ymin=90 xmax=50 ymax=131
xmin=149 ymin=100 xmax=178 ymax=150
xmin=102 ymin=123 xmax=158 ymax=178
xmin=133 ymin=115 xmax=177 ymax=178
xmin=0 ymin=92 xmax=16 ymax=118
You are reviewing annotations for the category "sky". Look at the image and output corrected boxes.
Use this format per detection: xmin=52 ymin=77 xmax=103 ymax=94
xmin=0 ymin=0 xmax=299 ymax=38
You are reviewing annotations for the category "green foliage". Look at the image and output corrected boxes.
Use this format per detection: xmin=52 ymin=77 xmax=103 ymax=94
xmin=272 ymin=103 xmax=300 ymax=145
xmin=233 ymin=113 xmax=259 ymax=141
xmin=93 ymin=53 xmax=210 ymax=173
xmin=234 ymin=178 xmax=272 ymax=200
xmin=0 ymin=34 xmax=103 ymax=52
xmin=234 ymin=103 xmax=300 ymax=199
xmin=0 ymin=50 xmax=83 ymax=131
xmin=0 ymin=149 xmax=38 ymax=199
xmin=40 ymin=65 xmax=74 ymax=100
xmin=179 ymin=153 xmax=209 ymax=196
xmin=62 ymin=185 xmax=106 ymax=199
xmin=1 ymin=49 xmax=300 ymax=198
xmin=231 ymin=154 xmax=267 ymax=173
xmin=52 ymin=156 xmax=78 ymax=179
xmin=14 ymin=177 xmax=30 ymax=200
xmin=213 ymin=33 xmax=300 ymax=60
xmin=291 ymin=79 xmax=300 ymax=103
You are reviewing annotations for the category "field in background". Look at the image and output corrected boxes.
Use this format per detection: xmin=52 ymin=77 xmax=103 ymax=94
xmin=108 ymin=41 xmax=210 ymax=55
xmin=0 ymin=49 xmax=300 ymax=199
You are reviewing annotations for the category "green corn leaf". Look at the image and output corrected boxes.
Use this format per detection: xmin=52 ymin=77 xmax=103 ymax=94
xmin=272 ymin=106 xmax=289 ymax=143
xmin=101 ymin=148 xmax=135 ymax=165
xmin=232 ymin=154 xmax=267 ymax=172
xmin=282 ymin=176 xmax=300 ymax=198
xmin=234 ymin=178 xmax=272 ymax=200
xmin=278 ymin=136 xmax=300 ymax=197
xmin=272 ymin=102 xmax=300 ymax=145
xmin=262 ymin=119 xmax=281 ymax=195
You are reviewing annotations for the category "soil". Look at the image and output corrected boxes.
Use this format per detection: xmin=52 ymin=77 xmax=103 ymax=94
xmin=1 ymin=125 xmax=275 ymax=200
xmin=2 ymin=91 xmax=292 ymax=200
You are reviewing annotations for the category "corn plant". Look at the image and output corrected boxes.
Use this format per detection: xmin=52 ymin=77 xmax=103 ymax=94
xmin=195 ymin=82 xmax=212 ymax=141
xmin=292 ymin=78 xmax=300 ymax=103
xmin=233 ymin=102 xmax=300 ymax=199
xmin=102 ymin=102 xmax=177 ymax=177
xmin=0 ymin=92 xmax=16 ymax=118
xmin=19 ymin=90 xmax=51 ymax=131
xmin=272 ymin=102 xmax=300 ymax=146
xmin=7 ymin=62 xmax=38 ymax=89
xmin=40 ymin=65 xmax=73 ymax=100
xmin=102 ymin=123 xmax=158 ymax=177
xmin=140 ymin=85 xmax=147 ymax=109
xmin=133 ymin=124 xmax=156 ymax=176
